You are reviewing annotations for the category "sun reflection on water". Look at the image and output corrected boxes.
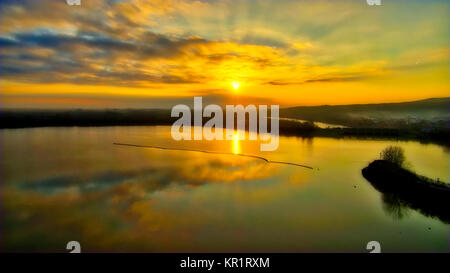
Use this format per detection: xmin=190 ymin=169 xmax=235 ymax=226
xmin=232 ymin=132 xmax=241 ymax=154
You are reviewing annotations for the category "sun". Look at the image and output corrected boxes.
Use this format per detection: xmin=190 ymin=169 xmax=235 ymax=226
xmin=230 ymin=81 xmax=241 ymax=91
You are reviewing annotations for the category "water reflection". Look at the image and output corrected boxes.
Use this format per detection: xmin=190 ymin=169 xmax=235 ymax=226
xmin=232 ymin=132 xmax=241 ymax=155
xmin=2 ymin=156 xmax=278 ymax=251
xmin=382 ymin=194 xmax=411 ymax=220
xmin=0 ymin=126 xmax=449 ymax=252
xmin=377 ymin=189 xmax=449 ymax=224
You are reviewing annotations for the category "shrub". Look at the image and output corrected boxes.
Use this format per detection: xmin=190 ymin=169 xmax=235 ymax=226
xmin=380 ymin=145 xmax=405 ymax=166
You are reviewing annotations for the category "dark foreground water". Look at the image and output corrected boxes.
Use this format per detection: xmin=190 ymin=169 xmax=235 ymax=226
xmin=1 ymin=126 xmax=448 ymax=252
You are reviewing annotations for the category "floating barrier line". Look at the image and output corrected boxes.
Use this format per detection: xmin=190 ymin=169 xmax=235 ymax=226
xmin=113 ymin=142 xmax=314 ymax=170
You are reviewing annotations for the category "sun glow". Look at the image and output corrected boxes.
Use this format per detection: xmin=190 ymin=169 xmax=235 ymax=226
xmin=231 ymin=81 xmax=241 ymax=91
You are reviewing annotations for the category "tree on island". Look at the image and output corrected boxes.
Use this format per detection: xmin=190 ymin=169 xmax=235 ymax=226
xmin=380 ymin=145 xmax=405 ymax=167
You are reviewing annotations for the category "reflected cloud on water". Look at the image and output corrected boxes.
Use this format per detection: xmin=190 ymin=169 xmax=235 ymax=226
xmin=1 ymin=126 xmax=448 ymax=252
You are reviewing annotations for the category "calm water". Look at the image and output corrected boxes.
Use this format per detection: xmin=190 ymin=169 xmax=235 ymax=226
xmin=1 ymin=126 xmax=449 ymax=252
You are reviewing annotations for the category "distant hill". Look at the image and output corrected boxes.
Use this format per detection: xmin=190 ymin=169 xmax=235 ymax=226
xmin=280 ymin=97 xmax=449 ymax=128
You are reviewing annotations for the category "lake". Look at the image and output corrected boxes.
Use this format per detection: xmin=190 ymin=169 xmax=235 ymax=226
xmin=0 ymin=126 xmax=448 ymax=252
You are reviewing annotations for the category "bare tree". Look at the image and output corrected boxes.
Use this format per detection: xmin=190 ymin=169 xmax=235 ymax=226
xmin=380 ymin=146 xmax=405 ymax=166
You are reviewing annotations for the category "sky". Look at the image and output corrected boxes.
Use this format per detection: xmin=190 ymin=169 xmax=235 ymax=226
xmin=0 ymin=0 xmax=448 ymax=109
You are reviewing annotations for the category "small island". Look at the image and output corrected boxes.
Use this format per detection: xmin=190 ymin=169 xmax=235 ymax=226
xmin=362 ymin=146 xmax=450 ymax=224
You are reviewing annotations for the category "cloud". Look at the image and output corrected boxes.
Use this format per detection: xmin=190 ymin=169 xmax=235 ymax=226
xmin=0 ymin=29 xmax=213 ymax=85
xmin=239 ymin=34 xmax=289 ymax=49
xmin=0 ymin=0 xmax=448 ymax=107
xmin=267 ymin=75 xmax=366 ymax=86
xmin=0 ymin=25 xmax=293 ymax=87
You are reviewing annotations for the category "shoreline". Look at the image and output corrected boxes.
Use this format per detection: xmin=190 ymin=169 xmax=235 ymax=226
xmin=362 ymin=160 xmax=450 ymax=224
xmin=1 ymin=122 xmax=448 ymax=147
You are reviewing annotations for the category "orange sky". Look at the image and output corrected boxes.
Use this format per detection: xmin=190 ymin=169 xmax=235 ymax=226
xmin=0 ymin=0 xmax=448 ymax=108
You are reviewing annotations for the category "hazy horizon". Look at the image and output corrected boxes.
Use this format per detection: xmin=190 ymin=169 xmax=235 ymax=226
xmin=1 ymin=96 xmax=449 ymax=110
